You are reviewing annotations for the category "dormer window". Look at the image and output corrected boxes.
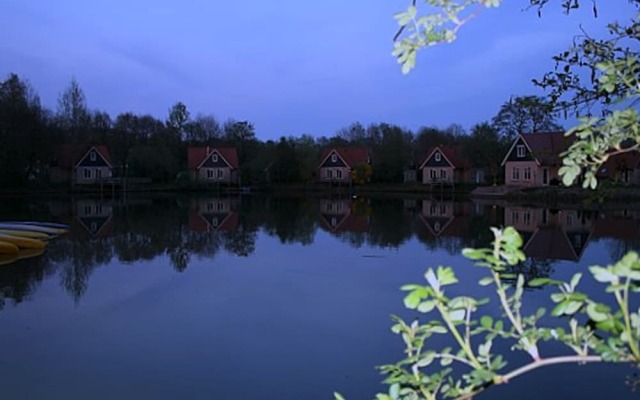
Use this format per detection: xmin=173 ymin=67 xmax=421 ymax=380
xmin=516 ymin=145 xmax=525 ymax=158
xmin=212 ymin=153 xmax=218 ymax=162
xmin=331 ymin=153 xmax=337 ymax=163
xmin=90 ymin=151 xmax=96 ymax=161
xmin=435 ymin=152 xmax=441 ymax=162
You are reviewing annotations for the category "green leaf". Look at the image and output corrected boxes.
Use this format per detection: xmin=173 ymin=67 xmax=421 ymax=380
xmin=418 ymin=300 xmax=436 ymax=313
xmin=448 ymin=309 xmax=466 ymax=322
xmin=478 ymin=277 xmax=494 ymax=286
xmin=389 ymin=383 xmax=400 ymax=399
xmin=334 ymin=392 xmax=346 ymax=400
xmin=529 ymin=278 xmax=551 ymax=287
xmin=481 ymin=316 xmax=493 ymax=329
xmin=590 ymin=266 xmax=617 ymax=283
xmin=586 ymin=303 xmax=610 ymax=322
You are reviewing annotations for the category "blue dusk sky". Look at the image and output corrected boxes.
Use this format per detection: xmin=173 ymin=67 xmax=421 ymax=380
xmin=0 ymin=1 xmax=636 ymax=140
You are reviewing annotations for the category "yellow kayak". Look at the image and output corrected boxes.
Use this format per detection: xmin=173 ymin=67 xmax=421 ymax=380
xmin=0 ymin=240 xmax=19 ymax=255
xmin=16 ymin=248 xmax=45 ymax=260
xmin=0 ymin=233 xmax=46 ymax=249
xmin=0 ymin=254 xmax=18 ymax=265
xmin=0 ymin=229 xmax=51 ymax=240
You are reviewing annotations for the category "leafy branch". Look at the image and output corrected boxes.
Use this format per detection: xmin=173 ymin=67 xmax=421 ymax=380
xmin=335 ymin=227 xmax=640 ymax=400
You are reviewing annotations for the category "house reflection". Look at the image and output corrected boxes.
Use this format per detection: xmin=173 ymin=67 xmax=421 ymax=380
xmin=318 ymin=198 xmax=370 ymax=233
xmin=74 ymin=199 xmax=114 ymax=237
xmin=188 ymin=197 xmax=239 ymax=232
xmin=504 ymin=206 xmax=594 ymax=262
xmin=418 ymin=200 xmax=471 ymax=238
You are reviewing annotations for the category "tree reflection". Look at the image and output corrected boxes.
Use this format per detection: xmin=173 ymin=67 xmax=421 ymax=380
xmin=0 ymin=196 xmax=637 ymax=308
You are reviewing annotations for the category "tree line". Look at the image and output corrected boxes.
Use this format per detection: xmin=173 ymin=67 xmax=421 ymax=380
xmin=0 ymin=73 xmax=562 ymax=188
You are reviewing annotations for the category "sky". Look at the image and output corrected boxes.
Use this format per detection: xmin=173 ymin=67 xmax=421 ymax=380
xmin=0 ymin=0 xmax=636 ymax=140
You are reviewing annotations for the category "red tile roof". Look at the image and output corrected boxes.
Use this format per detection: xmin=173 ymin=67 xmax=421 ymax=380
xmin=320 ymin=147 xmax=370 ymax=167
xmin=521 ymin=132 xmax=572 ymax=166
xmin=599 ymin=152 xmax=640 ymax=177
xmin=422 ymin=146 xmax=471 ymax=169
xmin=188 ymin=147 xmax=239 ymax=170
xmin=55 ymin=145 xmax=112 ymax=168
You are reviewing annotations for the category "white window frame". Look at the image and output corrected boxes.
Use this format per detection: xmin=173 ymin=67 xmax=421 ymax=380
xmin=83 ymin=168 xmax=91 ymax=179
xmin=327 ymin=169 xmax=333 ymax=179
xmin=331 ymin=153 xmax=337 ymax=163
xmin=90 ymin=152 xmax=97 ymax=161
xmin=512 ymin=167 xmax=520 ymax=181
xmin=206 ymin=169 xmax=214 ymax=179
xmin=212 ymin=153 xmax=218 ymax=162
xmin=430 ymin=169 xmax=436 ymax=180
xmin=440 ymin=169 xmax=446 ymax=180
xmin=336 ymin=169 xmax=343 ymax=179
xmin=517 ymin=145 xmax=525 ymax=158
xmin=435 ymin=152 xmax=441 ymax=162
xmin=524 ymin=167 xmax=531 ymax=180
xmin=217 ymin=169 xmax=224 ymax=179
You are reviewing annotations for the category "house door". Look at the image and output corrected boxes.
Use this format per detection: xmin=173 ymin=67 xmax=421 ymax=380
xmin=542 ymin=168 xmax=549 ymax=185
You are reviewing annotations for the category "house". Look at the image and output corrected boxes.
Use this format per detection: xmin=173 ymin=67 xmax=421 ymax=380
xmin=50 ymin=145 xmax=113 ymax=185
xmin=318 ymin=147 xmax=371 ymax=184
xmin=187 ymin=147 xmax=239 ymax=184
xmin=188 ymin=197 xmax=239 ymax=232
xmin=419 ymin=146 xmax=471 ymax=184
xmin=597 ymin=151 xmax=640 ymax=185
xmin=501 ymin=132 xmax=571 ymax=187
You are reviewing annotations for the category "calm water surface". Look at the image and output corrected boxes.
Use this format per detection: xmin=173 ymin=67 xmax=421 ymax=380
xmin=0 ymin=195 xmax=638 ymax=399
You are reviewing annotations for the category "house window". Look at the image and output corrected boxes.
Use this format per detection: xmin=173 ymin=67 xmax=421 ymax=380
xmin=212 ymin=217 xmax=219 ymax=227
xmin=512 ymin=211 xmax=520 ymax=224
xmin=217 ymin=169 xmax=224 ymax=179
xmin=207 ymin=202 xmax=214 ymax=211
xmin=434 ymin=221 xmax=441 ymax=232
xmin=90 ymin=222 xmax=98 ymax=232
xmin=430 ymin=170 xmax=436 ymax=180
xmin=524 ymin=212 xmax=531 ymax=226
xmin=206 ymin=169 xmax=214 ymax=179
xmin=212 ymin=154 xmax=218 ymax=162
xmin=440 ymin=204 xmax=446 ymax=215
xmin=440 ymin=169 xmax=446 ymax=180
xmin=217 ymin=202 xmax=224 ymax=211
xmin=566 ymin=214 xmax=573 ymax=228
xmin=517 ymin=145 xmax=525 ymax=158
xmin=524 ymin=167 xmax=531 ymax=180
xmin=435 ymin=152 xmax=441 ymax=162
xmin=84 ymin=205 xmax=91 ymax=214
xmin=83 ymin=169 xmax=91 ymax=179
xmin=430 ymin=204 xmax=436 ymax=215
xmin=512 ymin=167 xmax=520 ymax=180
xmin=327 ymin=169 xmax=333 ymax=179
xmin=327 ymin=202 xmax=333 ymax=212
xmin=331 ymin=153 xmax=337 ymax=163
xmin=336 ymin=169 xmax=343 ymax=179
xmin=90 ymin=151 xmax=96 ymax=161
xmin=96 ymin=169 xmax=102 ymax=179
xmin=331 ymin=217 xmax=337 ymax=227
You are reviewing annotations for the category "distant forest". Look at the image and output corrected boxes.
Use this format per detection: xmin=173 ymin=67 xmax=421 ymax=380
xmin=0 ymin=73 xmax=562 ymax=188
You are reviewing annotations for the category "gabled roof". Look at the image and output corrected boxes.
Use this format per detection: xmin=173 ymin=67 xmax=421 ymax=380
xmin=188 ymin=147 xmax=239 ymax=170
xmin=501 ymin=132 xmax=570 ymax=166
xmin=319 ymin=147 xmax=370 ymax=168
xmin=599 ymin=152 xmax=640 ymax=177
xmin=55 ymin=145 xmax=112 ymax=168
xmin=419 ymin=146 xmax=470 ymax=169
xmin=523 ymin=227 xmax=584 ymax=262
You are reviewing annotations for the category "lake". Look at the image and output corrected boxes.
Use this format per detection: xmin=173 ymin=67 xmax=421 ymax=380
xmin=0 ymin=194 xmax=637 ymax=399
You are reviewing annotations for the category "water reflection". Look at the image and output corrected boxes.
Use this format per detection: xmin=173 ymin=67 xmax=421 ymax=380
xmin=0 ymin=196 xmax=639 ymax=308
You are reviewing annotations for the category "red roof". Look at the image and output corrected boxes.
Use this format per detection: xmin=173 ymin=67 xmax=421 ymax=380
xmin=421 ymin=146 xmax=470 ymax=169
xmin=521 ymin=132 xmax=572 ymax=166
xmin=599 ymin=152 xmax=640 ymax=177
xmin=55 ymin=145 xmax=112 ymax=168
xmin=188 ymin=147 xmax=239 ymax=170
xmin=320 ymin=147 xmax=370 ymax=168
